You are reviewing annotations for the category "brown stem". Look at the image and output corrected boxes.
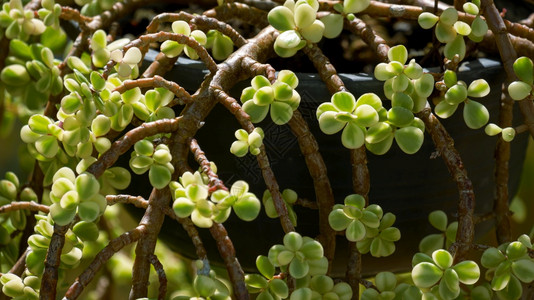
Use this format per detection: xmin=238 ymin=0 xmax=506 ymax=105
xmin=146 ymin=12 xmax=247 ymax=47
xmin=112 ymin=76 xmax=194 ymax=105
xmin=344 ymin=17 xmax=389 ymax=62
xmin=63 ymin=225 xmax=146 ymax=299
xmin=482 ymin=0 xmax=534 ymax=137
xmin=148 ymin=254 xmax=167 ymax=300
xmin=130 ymin=188 xmax=171 ymax=299
xmin=106 ymin=195 xmax=209 ymax=260
xmin=295 ymin=198 xmax=319 ymax=210
xmin=0 ymin=202 xmax=49 ymax=214
xmin=203 ymin=2 xmax=269 ymax=28
xmin=87 ymin=117 xmax=182 ymax=178
xmin=493 ymin=87 xmax=513 ymax=244
xmin=417 ymin=109 xmax=475 ymax=261
xmin=8 ymin=249 xmax=28 ymax=277
xmin=302 ymin=45 xmax=346 ymax=94
xmin=209 ymin=223 xmax=249 ymax=300
xmin=40 ymin=224 xmax=70 ymax=300
xmin=190 ymin=138 xmax=228 ymax=192
xmin=109 ymin=32 xmax=218 ymax=78
xmin=346 ymin=242 xmax=362 ymax=300
xmin=287 ymin=111 xmax=336 ymax=267
xmin=214 ymin=88 xmax=294 ymax=233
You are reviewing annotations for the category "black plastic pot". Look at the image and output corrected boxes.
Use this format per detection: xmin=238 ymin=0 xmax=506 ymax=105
xmin=135 ymin=51 xmax=528 ymax=275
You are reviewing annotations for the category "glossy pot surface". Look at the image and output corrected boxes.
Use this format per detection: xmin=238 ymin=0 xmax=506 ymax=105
xmin=132 ymin=53 xmax=528 ymax=274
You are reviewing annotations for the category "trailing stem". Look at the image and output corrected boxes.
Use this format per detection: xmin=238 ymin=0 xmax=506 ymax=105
xmin=417 ymin=108 xmax=475 ymax=261
xmin=63 ymin=225 xmax=147 ymax=299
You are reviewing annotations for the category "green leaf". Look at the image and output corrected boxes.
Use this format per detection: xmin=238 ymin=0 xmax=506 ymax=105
xmin=271 ymin=101 xmax=294 ymax=125
xmin=428 ymin=210 xmax=448 ymax=231
xmin=394 ymin=126 xmax=424 ymax=154
xmin=284 ymin=231 xmax=303 ymax=252
xmin=300 ymin=20 xmax=324 ymax=43
xmin=388 ymin=45 xmax=408 ymax=65
xmin=463 ymin=100 xmax=489 ymax=129
xmin=471 ymin=16 xmax=488 ymax=38
xmin=432 ymin=249 xmax=453 ymax=270
xmin=453 ymin=260 xmax=480 ymax=285
xmin=513 ymin=56 xmax=533 ymax=84
xmin=387 ymin=106 xmax=414 ymax=127
xmin=418 ymin=12 xmax=439 ymax=29
xmin=149 ymin=164 xmax=172 ymax=189
xmin=300 ymin=240 xmax=324 ymax=260
xmin=1 ymin=64 xmax=30 ymax=87
xmin=233 ymin=194 xmax=260 ymax=221
xmin=321 ymin=13 xmax=343 ymax=39
xmin=268 ymin=6 xmax=295 ymax=31
xmin=270 ymin=278 xmax=289 ymax=298
xmin=289 ymin=258 xmax=310 ymax=279
xmin=294 ymin=3 xmax=316 ymax=28
xmin=495 ymin=275 xmax=522 ymax=300
xmin=444 ymin=35 xmax=466 ymax=61
xmin=243 ymin=100 xmax=269 ymax=123
xmin=346 ymin=220 xmax=366 ymax=242
xmin=343 ymin=0 xmax=370 ymax=14
xmin=508 ymin=81 xmax=532 ymax=101
xmin=435 ymin=100 xmax=459 ymax=119
xmin=341 ymin=122 xmax=365 ymax=149
xmin=78 ymin=201 xmax=101 ymax=222
xmin=412 ymin=262 xmax=443 ymax=288
xmin=435 ymin=21 xmax=457 ymax=43
xmin=276 ymin=30 xmax=301 ymax=49
xmin=256 ymin=255 xmax=275 ymax=279
xmin=467 ymin=79 xmax=490 ymax=98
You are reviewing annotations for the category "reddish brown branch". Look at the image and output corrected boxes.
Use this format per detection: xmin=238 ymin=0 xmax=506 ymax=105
xmin=128 ymin=32 xmax=217 ymax=72
xmin=302 ymin=45 xmax=346 ymax=94
xmin=113 ymin=76 xmax=194 ymax=105
xmin=482 ymin=0 xmax=534 ymax=137
xmin=148 ymin=254 xmax=167 ymax=300
xmin=0 ymin=201 xmax=49 ymax=214
xmin=63 ymin=225 xmax=147 ymax=299
xmin=40 ymin=224 xmax=70 ymax=299
xmin=130 ymin=188 xmax=171 ymax=299
xmin=142 ymin=52 xmax=180 ymax=79
xmin=189 ymin=138 xmax=228 ymax=192
xmin=213 ymin=88 xmax=294 ymax=233
xmin=288 ymin=110 xmax=336 ymax=267
xmin=60 ymin=6 xmax=92 ymax=32
xmin=106 ymin=195 xmax=208 ymax=260
xmin=346 ymin=242 xmax=362 ymax=300
xmin=344 ymin=17 xmax=389 ymax=62
xmin=203 ymin=2 xmax=269 ymax=28
xmin=146 ymin=12 xmax=247 ymax=47
xmin=87 ymin=117 xmax=182 ymax=178
xmin=417 ymin=108 xmax=475 ymax=261
xmin=209 ymin=223 xmax=249 ymax=300
xmin=493 ymin=88 xmax=513 ymax=244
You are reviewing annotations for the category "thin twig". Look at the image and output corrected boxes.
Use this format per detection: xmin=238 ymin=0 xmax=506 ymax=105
xmin=493 ymin=87 xmax=514 ymax=244
xmin=417 ymin=108 xmax=475 ymax=261
xmin=63 ymin=225 xmax=147 ymax=299
xmin=149 ymin=254 xmax=167 ymax=300
xmin=146 ymin=12 xmax=247 ymax=47
xmin=130 ymin=188 xmax=171 ymax=299
xmin=106 ymin=195 xmax=209 ymax=261
xmin=287 ymin=110 xmax=336 ymax=267
xmin=40 ymin=224 xmax=70 ymax=299
xmin=112 ymin=76 xmax=194 ymax=105
xmin=189 ymin=138 xmax=228 ymax=192
xmin=209 ymin=223 xmax=249 ymax=300
xmin=0 ymin=202 xmax=49 ymax=214
xmin=87 ymin=118 xmax=182 ymax=178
